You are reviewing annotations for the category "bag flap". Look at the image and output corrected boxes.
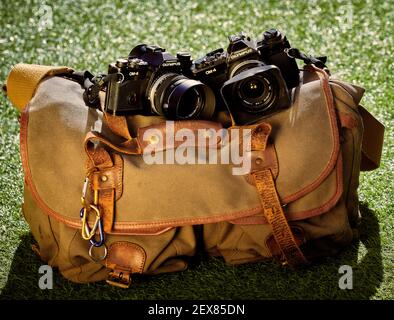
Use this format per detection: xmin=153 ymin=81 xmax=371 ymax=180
xmin=18 ymin=68 xmax=353 ymax=234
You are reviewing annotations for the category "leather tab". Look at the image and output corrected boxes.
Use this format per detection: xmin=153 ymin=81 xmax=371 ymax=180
xmin=106 ymin=242 xmax=146 ymax=288
xmin=84 ymin=131 xmax=142 ymax=156
xmin=5 ymin=63 xmax=73 ymax=111
xmin=87 ymin=151 xmax=123 ymax=233
xmin=244 ymin=144 xmax=279 ymax=185
xmin=91 ymin=154 xmax=123 ymax=200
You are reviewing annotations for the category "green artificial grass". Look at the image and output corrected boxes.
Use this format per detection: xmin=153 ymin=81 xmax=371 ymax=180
xmin=0 ymin=0 xmax=393 ymax=300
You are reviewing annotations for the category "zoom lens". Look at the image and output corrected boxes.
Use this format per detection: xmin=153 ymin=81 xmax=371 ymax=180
xmin=149 ymin=73 xmax=215 ymax=120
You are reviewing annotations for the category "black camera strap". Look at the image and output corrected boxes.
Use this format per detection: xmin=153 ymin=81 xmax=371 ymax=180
xmin=57 ymin=70 xmax=115 ymax=109
xmin=285 ymin=48 xmax=327 ymax=69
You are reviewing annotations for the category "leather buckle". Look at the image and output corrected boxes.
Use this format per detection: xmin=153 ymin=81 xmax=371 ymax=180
xmin=106 ymin=270 xmax=132 ymax=289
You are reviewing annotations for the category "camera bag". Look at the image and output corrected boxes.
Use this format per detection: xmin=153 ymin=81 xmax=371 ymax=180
xmin=4 ymin=63 xmax=384 ymax=288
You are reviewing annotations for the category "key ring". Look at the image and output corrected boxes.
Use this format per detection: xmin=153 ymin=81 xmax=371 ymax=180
xmin=89 ymin=243 xmax=108 ymax=262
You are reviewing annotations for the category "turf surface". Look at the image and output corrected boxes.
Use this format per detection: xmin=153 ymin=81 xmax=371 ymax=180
xmin=0 ymin=0 xmax=393 ymax=300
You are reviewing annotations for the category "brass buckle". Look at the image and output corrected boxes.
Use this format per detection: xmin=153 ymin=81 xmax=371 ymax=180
xmin=106 ymin=270 xmax=132 ymax=289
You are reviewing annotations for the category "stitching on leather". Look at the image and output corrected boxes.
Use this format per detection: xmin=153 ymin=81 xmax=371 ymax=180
xmin=115 ymin=154 xmax=123 ymax=200
xmin=107 ymin=241 xmax=146 ymax=273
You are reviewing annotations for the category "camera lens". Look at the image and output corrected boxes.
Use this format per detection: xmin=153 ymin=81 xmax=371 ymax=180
xmin=149 ymin=73 xmax=215 ymax=120
xmin=221 ymin=64 xmax=291 ymax=125
xmin=240 ymin=78 xmax=265 ymax=100
xmin=237 ymin=75 xmax=277 ymax=113
xmin=176 ymin=86 xmax=203 ymax=118
xmin=229 ymin=60 xmax=279 ymax=114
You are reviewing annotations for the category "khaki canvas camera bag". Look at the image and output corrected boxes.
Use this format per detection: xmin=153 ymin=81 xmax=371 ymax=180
xmin=4 ymin=62 xmax=384 ymax=288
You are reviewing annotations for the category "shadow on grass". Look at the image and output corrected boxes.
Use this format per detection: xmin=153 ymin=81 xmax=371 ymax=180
xmin=0 ymin=203 xmax=383 ymax=300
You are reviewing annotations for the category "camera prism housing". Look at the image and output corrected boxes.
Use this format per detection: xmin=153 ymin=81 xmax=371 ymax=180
xmin=257 ymin=28 xmax=300 ymax=89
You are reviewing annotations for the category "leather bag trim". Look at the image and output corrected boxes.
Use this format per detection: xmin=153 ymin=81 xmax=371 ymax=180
xmin=281 ymin=66 xmax=340 ymax=204
xmin=20 ymin=107 xmax=269 ymax=233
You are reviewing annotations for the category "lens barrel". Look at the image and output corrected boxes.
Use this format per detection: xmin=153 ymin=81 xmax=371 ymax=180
xmin=237 ymin=73 xmax=278 ymax=114
xmin=149 ymin=73 xmax=215 ymax=120
xmin=229 ymin=60 xmax=279 ymax=114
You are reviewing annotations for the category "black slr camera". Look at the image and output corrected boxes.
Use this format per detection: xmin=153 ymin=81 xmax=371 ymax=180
xmin=189 ymin=29 xmax=300 ymax=124
xmin=104 ymin=44 xmax=215 ymax=120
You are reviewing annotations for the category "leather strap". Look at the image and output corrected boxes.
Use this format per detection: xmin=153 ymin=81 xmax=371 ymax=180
xmin=84 ymin=143 xmax=116 ymax=233
xmin=84 ymin=135 xmax=122 ymax=234
xmin=246 ymin=121 xmax=307 ymax=267
xmin=84 ymin=129 xmax=141 ymax=233
xmin=84 ymin=131 xmax=142 ymax=156
xmin=252 ymin=169 xmax=308 ymax=267
xmin=5 ymin=63 xmax=73 ymax=111
xmin=359 ymin=105 xmax=385 ymax=171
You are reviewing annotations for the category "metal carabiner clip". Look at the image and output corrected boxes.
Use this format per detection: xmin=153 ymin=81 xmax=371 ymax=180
xmin=80 ymin=204 xmax=101 ymax=241
xmin=89 ymin=219 xmax=105 ymax=247
xmin=80 ymin=208 xmax=105 ymax=247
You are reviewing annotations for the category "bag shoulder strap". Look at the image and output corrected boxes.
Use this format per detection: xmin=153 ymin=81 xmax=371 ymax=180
xmin=4 ymin=63 xmax=73 ymax=111
xmin=359 ymin=105 xmax=385 ymax=171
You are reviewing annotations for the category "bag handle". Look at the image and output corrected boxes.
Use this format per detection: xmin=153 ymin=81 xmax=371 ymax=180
xmin=4 ymin=63 xmax=73 ymax=111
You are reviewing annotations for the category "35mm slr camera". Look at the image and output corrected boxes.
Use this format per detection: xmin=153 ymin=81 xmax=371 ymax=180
xmin=189 ymin=29 xmax=300 ymax=124
xmin=104 ymin=44 xmax=215 ymax=120
xmin=102 ymin=29 xmax=301 ymax=125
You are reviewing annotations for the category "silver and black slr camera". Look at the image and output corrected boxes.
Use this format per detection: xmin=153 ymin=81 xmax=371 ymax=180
xmin=99 ymin=29 xmax=305 ymax=124
xmin=188 ymin=29 xmax=300 ymax=124
xmin=104 ymin=44 xmax=215 ymax=120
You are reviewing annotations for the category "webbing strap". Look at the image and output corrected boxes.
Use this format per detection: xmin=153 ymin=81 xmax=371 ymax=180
xmin=4 ymin=63 xmax=73 ymax=111
xmin=252 ymin=169 xmax=308 ymax=267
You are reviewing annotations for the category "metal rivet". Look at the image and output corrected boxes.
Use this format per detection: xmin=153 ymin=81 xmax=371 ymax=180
xmin=101 ymin=175 xmax=108 ymax=182
xmin=255 ymin=157 xmax=263 ymax=165
xmin=149 ymin=134 xmax=160 ymax=144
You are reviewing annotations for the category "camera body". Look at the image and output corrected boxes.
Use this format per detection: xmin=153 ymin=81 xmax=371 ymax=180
xmin=257 ymin=28 xmax=300 ymax=90
xmin=189 ymin=33 xmax=261 ymax=109
xmin=189 ymin=29 xmax=300 ymax=124
xmin=102 ymin=29 xmax=300 ymax=124
xmin=105 ymin=44 xmax=215 ymax=120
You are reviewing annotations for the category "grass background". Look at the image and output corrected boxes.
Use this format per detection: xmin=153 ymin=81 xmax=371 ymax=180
xmin=0 ymin=0 xmax=393 ymax=300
